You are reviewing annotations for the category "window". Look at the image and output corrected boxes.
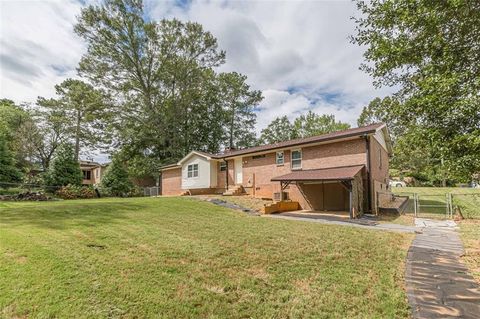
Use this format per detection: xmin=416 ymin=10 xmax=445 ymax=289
xmin=96 ymin=169 xmax=99 ymax=178
xmin=276 ymin=151 xmax=284 ymax=165
xmin=82 ymin=170 xmax=91 ymax=180
xmin=220 ymin=162 xmax=227 ymax=171
xmin=187 ymin=164 xmax=198 ymax=178
xmin=252 ymin=154 xmax=266 ymax=159
xmin=291 ymin=149 xmax=302 ymax=169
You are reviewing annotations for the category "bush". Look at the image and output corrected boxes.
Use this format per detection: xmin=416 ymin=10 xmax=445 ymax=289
xmin=56 ymin=185 xmax=96 ymax=200
xmin=100 ymin=157 xmax=133 ymax=197
xmin=45 ymin=144 xmax=82 ymax=187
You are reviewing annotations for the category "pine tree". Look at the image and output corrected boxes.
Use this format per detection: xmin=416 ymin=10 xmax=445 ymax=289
xmin=45 ymin=143 xmax=83 ymax=187
xmin=100 ymin=157 xmax=133 ymax=197
xmin=0 ymin=137 xmax=22 ymax=186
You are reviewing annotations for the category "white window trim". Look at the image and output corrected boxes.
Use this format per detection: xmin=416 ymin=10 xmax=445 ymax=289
xmin=219 ymin=162 xmax=227 ymax=171
xmin=276 ymin=151 xmax=284 ymax=166
xmin=187 ymin=164 xmax=199 ymax=178
xmin=291 ymin=149 xmax=302 ymax=170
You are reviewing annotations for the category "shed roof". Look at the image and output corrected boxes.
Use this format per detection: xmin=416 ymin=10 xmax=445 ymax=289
xmin=271 ymin=165 xmax=364 ymax=182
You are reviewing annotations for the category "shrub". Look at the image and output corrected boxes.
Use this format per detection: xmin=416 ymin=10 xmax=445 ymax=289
xmin=45 ymin=144 xmax=82 ymax=187
xmin=100 ymin=157 xmax=133 ymax=197
xmin=56 ymin=185 xmax=96 ymax=200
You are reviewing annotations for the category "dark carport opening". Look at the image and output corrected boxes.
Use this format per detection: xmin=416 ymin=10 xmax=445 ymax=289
xmin=272 ymin=165 xmax=365 ymax=219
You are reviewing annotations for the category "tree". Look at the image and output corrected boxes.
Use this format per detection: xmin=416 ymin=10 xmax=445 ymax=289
xmin=294 ymin=112 xmax=350 ymax=138
xmin=219 ymin=72 xmax=262 ymax=149
xmin=352 ymin=0 xmax=480 ymax=182
xmin=259 ymin=116 xmax=297 ymax=144
xmin=0 ymin=136 xmax=22 ymax=186
xmin=37 ymin=79 xmax=110 ymax=161
xmin=75 ymin=1 xmax=226 ymax=164
xmin=45 ymin=143 xmax=83 ymax=187
xmin=0 ymin=99 xmax=31 ymax=167
xmin=100 ymin=156 xmax=133 ymax=196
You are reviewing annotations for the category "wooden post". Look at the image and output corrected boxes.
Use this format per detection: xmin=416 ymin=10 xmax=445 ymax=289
xmin=349 ymin=187 xmax=353 ymax=219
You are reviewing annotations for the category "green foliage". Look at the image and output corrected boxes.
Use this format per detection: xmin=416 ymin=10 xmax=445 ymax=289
xmin=56 ymin=185 xmax=96 ymax=200
xmin=352 ymin=0 xmax=480 ymax=183
xmin=100 ymin=157 xmax=133 ymax=197
xmin=45 ymin=144 xmax=83 ymax=187
xmin=294 ymin=111 xmax=350 ymax=138
xmin=0 ymin=137 xmax=22 ymax=186
xmin=260 ymin=112 xmax=350 ymax=145
xmin=219 ymin=72 xmax=263 ymax=149
xmin=74 ymin=0 xmax=262 ymax=171
xmin=259 ymin=116 xmax=297 ymax=144
xmin=37 ymin=79 xmax=110 ymax=161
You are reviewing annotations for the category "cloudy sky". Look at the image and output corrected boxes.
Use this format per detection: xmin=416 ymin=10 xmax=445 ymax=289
xmin=0 ymin=0 xmax=393 ymax=136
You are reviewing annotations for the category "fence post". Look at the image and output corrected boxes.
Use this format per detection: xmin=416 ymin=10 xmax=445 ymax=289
xmin=413 ymin=193 xmax=417 ymax=217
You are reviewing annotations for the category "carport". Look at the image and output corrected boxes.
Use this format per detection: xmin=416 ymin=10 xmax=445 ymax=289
xmin=271 ymin=165 xmax=365 ymax=218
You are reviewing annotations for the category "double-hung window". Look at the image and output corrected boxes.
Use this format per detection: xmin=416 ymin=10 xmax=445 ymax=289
xmin=187 ymin=164 xmax=199 ymax=178
xmin=291 ymin=149 xmax=302 ymax=169
xmin=220 ymin=162 xmax=227 ymax=171
xmin=276 ymin=151 xmax=284 ymax=165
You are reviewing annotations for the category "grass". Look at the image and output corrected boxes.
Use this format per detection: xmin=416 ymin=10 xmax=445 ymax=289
xmin=392 ymin=187 xmax=480 ymax=219
xmin=0 ymin=197 xmax=413 ymax=318
xmin=393 ymin=187 xmax=480 ymax=284
xmin=458 ymin=220 xmax=480 ymax=284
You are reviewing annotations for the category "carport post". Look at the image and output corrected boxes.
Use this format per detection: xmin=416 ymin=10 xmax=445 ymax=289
xmin=349 ymin=188 xmax=353 ymax=219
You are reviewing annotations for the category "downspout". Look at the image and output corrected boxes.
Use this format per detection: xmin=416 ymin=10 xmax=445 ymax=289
xmin=363 ymin=134 xmax=372 ymax=213
xmin=224 ymin=159 xmax=229 ymax=190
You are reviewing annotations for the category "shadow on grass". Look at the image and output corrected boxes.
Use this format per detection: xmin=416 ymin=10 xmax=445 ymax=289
xmin=0 ymin=201 xmax=145 ymax=230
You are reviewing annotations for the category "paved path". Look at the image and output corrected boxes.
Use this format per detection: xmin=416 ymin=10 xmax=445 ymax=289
xmin=406 ymin=219 xmax=480 ymax=318
xmin=264 ymin=212 xmax=418 ymax=233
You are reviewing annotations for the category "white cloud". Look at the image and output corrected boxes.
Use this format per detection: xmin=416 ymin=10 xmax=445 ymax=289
xmin=1 ymin=0 xmax=392 ymax=133
xmin=149 ymin=0 xmax=394 ymax=129
xmin=0 ymin=0 xmax=85 ymax=103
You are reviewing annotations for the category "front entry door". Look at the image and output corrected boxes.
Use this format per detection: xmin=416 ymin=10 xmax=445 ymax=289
xmin=234 ymin=158 xmax=243 ymax=184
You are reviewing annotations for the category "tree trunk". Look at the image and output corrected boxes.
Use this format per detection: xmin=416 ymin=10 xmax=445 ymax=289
xmin=74 ymin=109 xmax=81 ymax=161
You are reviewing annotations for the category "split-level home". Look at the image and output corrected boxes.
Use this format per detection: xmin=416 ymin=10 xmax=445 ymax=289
xmin=79 ymin=160 xmax=108 ymax=186
xmin=160 ymin=123 xmax=392 ymax=217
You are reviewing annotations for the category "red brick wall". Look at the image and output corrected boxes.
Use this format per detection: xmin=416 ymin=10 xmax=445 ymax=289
xmin=161 ymin=168 xmax=182 ymax=195
xmin=241 ymin=138 xmax=368 ymax=209
xmin=369 ymin=137 xmax=390 ymax=211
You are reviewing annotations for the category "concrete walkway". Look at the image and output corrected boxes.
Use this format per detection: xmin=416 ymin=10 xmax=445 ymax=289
xmin=406 ymin=219 xmax=480 ymax=318
xmin=264 ymin=212 xmax=418 ymax=233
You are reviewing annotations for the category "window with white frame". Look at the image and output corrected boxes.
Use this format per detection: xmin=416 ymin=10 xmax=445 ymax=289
xmin=187 ymin=164 xmax=199 ymax=178
xmin=220 ymin=162 xmax=227 ymax=171
xmin=291 ymin=149 xmax=302 ymax=169
xmin=276 ymin=151 xmax=284 ymax=165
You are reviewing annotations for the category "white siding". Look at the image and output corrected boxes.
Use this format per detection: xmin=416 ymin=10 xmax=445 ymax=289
xmin=210 ymin=161 xmax=218 ymax=187
xmin=181 ymin=154 xmax=211 ymax=189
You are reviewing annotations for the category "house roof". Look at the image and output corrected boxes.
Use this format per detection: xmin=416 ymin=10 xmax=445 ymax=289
xmin=271 ymin=165 xmax=364 ymax=182
xmin=217 ymin=122 xmax=386 ymax=158
xmin=160 ymin=123 xmax=389 ymax=170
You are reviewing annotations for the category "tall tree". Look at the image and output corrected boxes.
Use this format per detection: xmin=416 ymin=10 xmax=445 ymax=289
xmin=219 ymin=72 xmax=262 ymax=149
xmin=45 ymin=143 xmax=83 ymax=187
xmin=259 ymin=116 xmax=297 ymax=144
xmin=38 ymin=79 xmax=110 ymax=161
xmin=294 ymin=112 xmax=350 ymax=138
xmin=352 ymin=0 xmax=480 ymax=182
xmin=75 ymin=1 xmax=226 ymax=165
xmin=0 ymin=136 xmax=22 ymax=186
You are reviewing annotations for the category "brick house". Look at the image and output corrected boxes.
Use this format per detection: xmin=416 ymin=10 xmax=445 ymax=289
xmin=160 ymin=123 xmax=392 ymax=216
xmin=80 ymin=160 xmax=108 ymax=186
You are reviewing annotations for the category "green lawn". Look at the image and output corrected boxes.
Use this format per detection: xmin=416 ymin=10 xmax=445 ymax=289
xmin=0 ymin=197 xmax=413 ymax=318
xmin=459 ymin=220 xmax=480 ymax=284
xmin=393 ymin=187 xmax=480 ymax=219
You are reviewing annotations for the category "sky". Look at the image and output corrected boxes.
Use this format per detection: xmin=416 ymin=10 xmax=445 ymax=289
xmin=0 ymin=0 xmax=393 ymax=161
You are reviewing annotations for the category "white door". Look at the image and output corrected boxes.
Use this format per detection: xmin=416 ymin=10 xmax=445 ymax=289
xmin=234 ymin=158 xmax=243 ymax=184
